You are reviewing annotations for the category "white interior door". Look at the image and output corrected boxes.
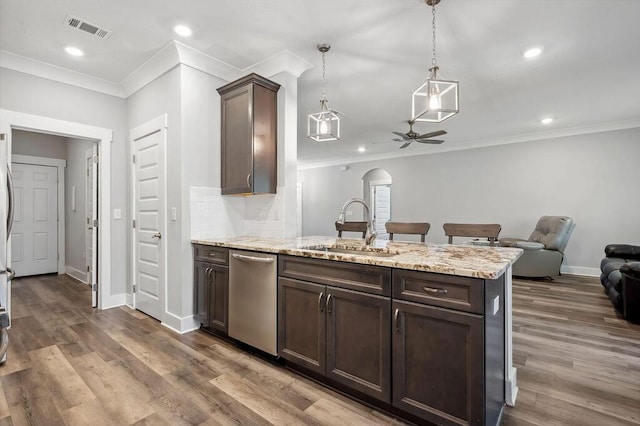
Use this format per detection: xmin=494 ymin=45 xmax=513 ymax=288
xmin=132 ymin=128 xmax=165 ymax=320
xmin=372 ymin=184 xmax=391 ymax=239
xmin=10 ymin=163 xmax=58 ymax=277
xmin=86 ymin=145 xmax=98 ymax=308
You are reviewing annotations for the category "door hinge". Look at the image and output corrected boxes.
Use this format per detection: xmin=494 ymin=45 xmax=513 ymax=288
xmin=132 ymin=220 xmax=136 ymax=228
xmin=87 ymin=217 xmax=90 ymax=225
xmin=92 ymin=283 xmax=97 ymax=292
xmin=93 ymin=155 xmax=99 ymax=164
xmin=93 ymin=219 xmax=99 ymax=227
xmin=87 ymin=265 xmax=90 ymax=272
xmin=133 ymin=284 xmax=136 ymax=293
xmin=132 ymin=154 xmax=136 ymax=164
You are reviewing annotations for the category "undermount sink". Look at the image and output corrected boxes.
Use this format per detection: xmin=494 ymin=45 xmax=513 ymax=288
xmin=305 ymin=247 xmax=398 ymax=258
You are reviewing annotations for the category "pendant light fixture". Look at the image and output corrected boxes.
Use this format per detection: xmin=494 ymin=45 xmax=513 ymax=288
xmin=308 ymin=44 xmax=341 ymax=142
xmin=411 ymin=0 xmax=459 ymax=123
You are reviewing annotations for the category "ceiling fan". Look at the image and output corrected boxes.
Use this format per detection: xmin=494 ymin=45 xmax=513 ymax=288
xmin=390 ymin=120 xmax=446 ymax=149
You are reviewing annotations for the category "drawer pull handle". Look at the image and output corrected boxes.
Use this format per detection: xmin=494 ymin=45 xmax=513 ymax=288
xmin=208 ymin=253 xmax=217 ymax=257
xmin=422 ymin=286 xmax=448 ymax=295
xmin=394 ymin=308 xmax=400 ymax=332
xmin=326 ymin=294 xmax=333 ymax=314
xmin=318 ymin=292 xmax=324 ymax=312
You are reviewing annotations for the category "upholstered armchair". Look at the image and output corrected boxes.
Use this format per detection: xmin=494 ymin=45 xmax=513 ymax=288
xmin=499 ymin=216 xmax=576 ymax=278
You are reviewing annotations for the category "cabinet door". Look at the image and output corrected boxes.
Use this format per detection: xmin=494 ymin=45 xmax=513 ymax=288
xmin=326 ymin=287 xmax=391 ymax=403
xmin=209 ymin=264 xmax=229 ymax=334
xmin=392 ymin=300 xmax=484 ymax=426
xmin=194 ymin=261 xmax=210 ymax=326
xmin=278 ymin=277 xmax=325 ymax=374
xmin=221 ymin=84 xmax=253 ymax=194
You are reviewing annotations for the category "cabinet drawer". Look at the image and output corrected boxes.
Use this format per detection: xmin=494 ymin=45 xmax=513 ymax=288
xmin=393 ymin=269 xmax=484 ymax=314
xmin=279 ymin=255 xmax=391 ymax=296
xmin=193 ymin=244 xmax=229 ymax=265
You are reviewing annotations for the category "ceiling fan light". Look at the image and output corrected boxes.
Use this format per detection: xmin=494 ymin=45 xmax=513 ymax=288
xmin=412 ymin=77 xmax=459 ymax=123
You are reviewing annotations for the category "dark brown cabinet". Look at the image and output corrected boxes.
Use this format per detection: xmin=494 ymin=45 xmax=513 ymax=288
xmin=278 ymin=256 xmax=392 ymax=403
xmin=217 ymin=73 xmax=280 ymax=195
xmin=392 ymin=270 xmax=505 ymax=426
xmin=193 ymin=245 xmax=229 ymax=334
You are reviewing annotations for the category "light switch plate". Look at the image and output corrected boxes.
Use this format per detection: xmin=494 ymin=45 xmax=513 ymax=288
xmin=171 ymin=207 xmax=177 ymax=221
xmin=113 ymin=209 xmax=121 ymax=220
xmin=493 ymin=295 xmax=500 ymax=315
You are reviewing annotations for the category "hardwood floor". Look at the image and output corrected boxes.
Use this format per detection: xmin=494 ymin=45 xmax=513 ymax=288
xmin=1 ymin=273 xmax=639 ymax=425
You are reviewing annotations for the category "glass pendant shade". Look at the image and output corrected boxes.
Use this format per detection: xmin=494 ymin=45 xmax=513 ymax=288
xmin=308 ymin=102 xmax=340 ymax=142
xmin=412 ymin=76 xmax=459 ymax=123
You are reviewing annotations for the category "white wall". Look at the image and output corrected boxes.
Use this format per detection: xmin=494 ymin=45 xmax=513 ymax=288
xmin=11 ymin=129 xmax=68 ymax=159
xmin=0 ymin=68 xmax=128 ymax=298
xmin=300 ymin=127 xmax=640 ymax=274
xmin=65 ymin=138 xmax=95 ymax=280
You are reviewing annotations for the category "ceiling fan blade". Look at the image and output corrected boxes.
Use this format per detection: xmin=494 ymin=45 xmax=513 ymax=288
xmin=392 ymin=131 xmax=410 ymax=140
xmin=417 ymin=130 xmax=447 ymax=139
xmin=399 ymin=142 xmax=412 ymax=149
xmin=415 ymin=139 xmax=445 ymax=144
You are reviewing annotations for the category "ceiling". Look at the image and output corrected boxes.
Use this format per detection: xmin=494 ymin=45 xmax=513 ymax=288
xmin=2 ymin=0 xmax=640 ymax=166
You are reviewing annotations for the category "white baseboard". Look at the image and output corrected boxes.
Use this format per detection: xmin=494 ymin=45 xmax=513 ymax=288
xmin=100 ymin=293 xmax=127 ymax=310
xmin=561 ymin=265 xmax=600 ymax=277
xmin=505 ymin=367 xmax=518 ymax=407
xmin=162 ymin=311 xmax=200 ymax=334
xmin=66 ymin=266 xmax=88 ymax=284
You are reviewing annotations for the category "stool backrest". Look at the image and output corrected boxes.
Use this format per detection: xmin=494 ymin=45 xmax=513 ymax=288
xmin=443 ymin=223 xmax=502 ymax=247
xmin=385 ymin=222 xmax=430 ymax=243
xmin=335 ymin=221 xmax=367 ymax=238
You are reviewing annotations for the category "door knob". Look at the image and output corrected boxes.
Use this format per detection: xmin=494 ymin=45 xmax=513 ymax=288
xmin=152 ymin=232 xmax=162 ymax=239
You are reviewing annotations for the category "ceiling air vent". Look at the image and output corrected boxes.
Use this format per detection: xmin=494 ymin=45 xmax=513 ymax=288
xmin=65 ymin=15 xmax=112 ymax=39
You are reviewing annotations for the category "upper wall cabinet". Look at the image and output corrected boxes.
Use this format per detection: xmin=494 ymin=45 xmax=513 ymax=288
xmin=217 ymin=73 xmax=280 ymax=195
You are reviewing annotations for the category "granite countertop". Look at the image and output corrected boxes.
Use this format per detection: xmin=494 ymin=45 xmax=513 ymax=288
xmin=192 ymin=236 xmax=523 ymax=279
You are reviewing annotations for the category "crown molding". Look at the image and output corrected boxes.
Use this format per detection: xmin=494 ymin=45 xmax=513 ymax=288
xmin=2 ymin=42 xmax=312 ymax=99
xmin=0 ymin=50 xmax=125 ymax=98
xmin=121 ymin=40 xmax=242 ymax=96
xmin=297 ymin=118 xmax=640 ymax=170
xmin=243 ymin=49 xmax=313 ymax=79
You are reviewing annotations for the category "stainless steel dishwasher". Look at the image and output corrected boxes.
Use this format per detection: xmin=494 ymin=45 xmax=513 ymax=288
xmin=228 ymin=249 xmax=278 ymax=355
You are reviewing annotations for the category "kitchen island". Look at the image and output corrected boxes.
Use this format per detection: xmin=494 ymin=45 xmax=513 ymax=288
xmin=192 ymin=236 xmax=522 ymax=426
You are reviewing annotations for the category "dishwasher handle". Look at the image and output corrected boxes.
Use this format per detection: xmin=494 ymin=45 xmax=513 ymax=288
xmin=231 ymin=253 xmax=275 ymax=263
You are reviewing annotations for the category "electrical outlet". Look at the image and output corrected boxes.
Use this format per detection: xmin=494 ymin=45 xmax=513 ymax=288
xmin=171 ymin=207 xmax=177 ymax=221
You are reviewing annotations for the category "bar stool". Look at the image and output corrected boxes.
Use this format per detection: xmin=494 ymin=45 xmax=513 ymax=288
xmin=443 ymin=223 xmax=502 ymax=247
xmin=385 ymin=222 xmax=430 ymax=243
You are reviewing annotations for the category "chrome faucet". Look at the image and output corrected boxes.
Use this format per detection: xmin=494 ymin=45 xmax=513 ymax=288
xmin=336 ymin=198 xmax=377 ymax=245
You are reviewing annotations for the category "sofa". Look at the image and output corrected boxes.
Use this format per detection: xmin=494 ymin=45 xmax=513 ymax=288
xmin=600 ymin=244 xmax=640 ymax=322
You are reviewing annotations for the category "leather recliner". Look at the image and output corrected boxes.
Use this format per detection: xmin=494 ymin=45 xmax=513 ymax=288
xmin=600 ymin=244 xmax=640 ymax=322
xmin=499 ymin=216 xmax=576 ymax=278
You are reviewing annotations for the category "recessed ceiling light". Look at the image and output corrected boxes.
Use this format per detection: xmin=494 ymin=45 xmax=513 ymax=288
xmin=524 ymin=47 xmax=543 ymax=59
xmin=358 ymin=146 xmax=366 ymax=153
xmin=541 ymin=117 xmax=553 ymax=125
xmin=174 ymin=25 xmax=192 ymax=37
xmin=65 ymin=46 xmax=84 ymax=57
